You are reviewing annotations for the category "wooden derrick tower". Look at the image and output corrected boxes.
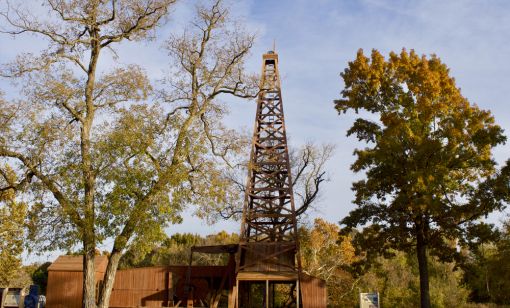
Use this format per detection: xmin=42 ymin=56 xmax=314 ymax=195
xmin=234 ymin=51 xmax=301 ymax=307
xmin=180 ymin=51 xmax=325 ymax=308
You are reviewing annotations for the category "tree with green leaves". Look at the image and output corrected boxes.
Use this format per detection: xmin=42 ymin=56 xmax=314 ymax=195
xmin=358 ymin=250 xmax=470 ymax=308
xmin=119 ymin=230 xmax=239 ymax=268
xmin=463 ymin=218 xmax=510 ymax=305
xmin=0 ymin=165 xmax=26 ymax=287
xmin=335 ymin=49 xmax=510 ymax=308
xmin=0 ymin=0 xmax=255 ymax=307
xmin=30 ymin=262 xmax=51 ymax=295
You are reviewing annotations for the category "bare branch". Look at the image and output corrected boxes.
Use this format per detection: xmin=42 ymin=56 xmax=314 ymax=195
xmin=57 ymin=53 xmax=87 ymax=73
xmin=100 ymin=1 xmax=174 ymax=48
xmin=47 ymin=0 xmax=87 ymax=22
xmin=59 ymin=99 xmax=84 ymax=123
xmin=97 ymin=0 xmax=116 ymax=26
xmin=296 ymin=171 xmax=326 ymax=217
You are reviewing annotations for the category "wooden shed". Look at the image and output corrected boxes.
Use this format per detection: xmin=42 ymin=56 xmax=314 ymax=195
xmin=46 ymin=255 xmax=108 ymax=308
xmin=45 ymin=255 xmax=236 ymax=308
xmin=109 ymin=265 xmax=234 ymax=307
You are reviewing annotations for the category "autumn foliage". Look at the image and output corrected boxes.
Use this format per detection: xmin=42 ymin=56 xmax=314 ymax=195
xmin=336 ymin=49 xmax=510 ymax=308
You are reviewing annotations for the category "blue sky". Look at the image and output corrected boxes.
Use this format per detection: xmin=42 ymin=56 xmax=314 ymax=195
xmin=117 ymin=0 xmax=510 ymax=237
xmin=2 ymin=0 xmax=510 ymax=262
xmin=218 ymin=0 xmax=510 ymax=231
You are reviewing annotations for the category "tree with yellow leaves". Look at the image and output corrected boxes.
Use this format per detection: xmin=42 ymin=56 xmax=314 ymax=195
xmin=336 ymin=49 xmax=510 ymax=308
xmin=0 ymin=165 xmax=26 ymax=287
xmin=300 ymin=218 xmax=358 ymax=306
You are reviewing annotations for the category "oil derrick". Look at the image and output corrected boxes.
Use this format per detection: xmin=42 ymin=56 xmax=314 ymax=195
xmin=234 ymin=51 xmax=302 ymax=308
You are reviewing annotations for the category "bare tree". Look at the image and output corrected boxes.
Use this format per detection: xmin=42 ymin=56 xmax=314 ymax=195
xmin=292 ymin=143 xmax=335 ymax=217
xmin=220 ymin=142 xmax=335 ymax=220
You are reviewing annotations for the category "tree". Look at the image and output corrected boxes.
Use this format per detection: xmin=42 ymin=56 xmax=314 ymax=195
xmin=0 ymin=164 xmax=26 ymax=287
xmin=335 ymin=49 xmax=510 ymax=308
xmin=30 ymin=262 xmax=52 ymax=295
xmin=292 ymin=144 xmax=335 ymax=217
xmin=119 ymin=230 xmax=239 ymax=268
xmin=299 ymin=218 xmax=358 ymax=306
xmin=0 ymin=0 xmax=255 ymax=307
xmin=219 ymin=142 xmax=335 ymax=220
xmin=358 ymin=250 xmax=470 ymax=308
xmin=463 ymin=218 xmax=510 ymax=305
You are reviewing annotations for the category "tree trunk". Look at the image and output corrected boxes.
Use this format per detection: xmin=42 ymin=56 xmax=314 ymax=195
xmin=83 ymin=240 xmax=97 ymax=308
xmin=81 ymin=13 xmax=100 ymax=307
xmin=416 ymin=227 xmax=431 ymax=308
xmin=97 ymin=250 xmax=122 ymax=308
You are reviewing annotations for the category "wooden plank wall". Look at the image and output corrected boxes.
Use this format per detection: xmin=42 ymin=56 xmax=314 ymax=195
xmin=300 ymin=274 xmax=327 ymax=308
xmin=109 ymin=267 xmax=169 ymax=307
xmin=47 ymin=265 xmax=231 ymax=308
xmin=110 ymin=266 xmax=230 ymax=307
xmin=48 ymin=255 xmax=108 ymax=272
xmin=47 ymin=271 xmax=106 ymax=308
xmin=46 ymin=271 xmax=82 ymax=308
xmin=242 ymin=243 xmax=295 ymax=272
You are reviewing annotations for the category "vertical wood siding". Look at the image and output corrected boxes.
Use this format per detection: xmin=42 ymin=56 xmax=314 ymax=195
xmin=301 ymin=274 xmax=327 ymax=308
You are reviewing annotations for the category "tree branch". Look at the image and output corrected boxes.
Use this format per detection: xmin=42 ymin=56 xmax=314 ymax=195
xmin=0 ymin=146 xmax=83 ymax=228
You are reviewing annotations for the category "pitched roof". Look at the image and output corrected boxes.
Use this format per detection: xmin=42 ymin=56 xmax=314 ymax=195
xmin=48 ymin=255 xmax=108 ymax=272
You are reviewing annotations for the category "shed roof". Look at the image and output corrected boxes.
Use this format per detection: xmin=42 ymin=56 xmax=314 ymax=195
xmin=48 ymin=255 xmax=108 ymax=273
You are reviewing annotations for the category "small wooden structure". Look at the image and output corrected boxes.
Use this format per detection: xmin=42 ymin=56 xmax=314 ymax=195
xmin=46 ymin=258 xmax=326 ymax=307
xmin=109 ymin=265 xmax=235 ymax=307
xmin=46 ymin=255 xmax=108 ymax=308
xmin=45 ymin=255 xmax=236 ymax=308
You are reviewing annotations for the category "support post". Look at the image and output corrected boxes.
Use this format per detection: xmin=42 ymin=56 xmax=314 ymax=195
xmin=235 ymin=280 xmax=239 ymax=308
xmin=266 ymin=280 xmax=269 ymax=308
xmin=296 ymin=279 xmax=300 ymax=308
